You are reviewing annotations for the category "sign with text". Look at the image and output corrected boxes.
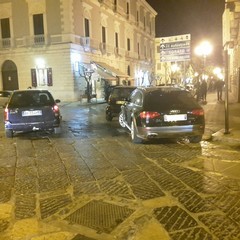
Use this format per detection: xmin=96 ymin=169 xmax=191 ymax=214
xmin=160 ymin=34 xmax=191 ymax=62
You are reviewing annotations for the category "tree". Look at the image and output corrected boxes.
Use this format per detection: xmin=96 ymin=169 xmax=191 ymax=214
xmin=79 ymin=64 xmax=94 ymax=103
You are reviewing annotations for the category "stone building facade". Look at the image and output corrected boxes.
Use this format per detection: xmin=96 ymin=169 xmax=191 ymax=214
xmin=223 ymin=0 xmax=240 ymax=102
xmin=0 ymin=0 xmax=156 ymax=101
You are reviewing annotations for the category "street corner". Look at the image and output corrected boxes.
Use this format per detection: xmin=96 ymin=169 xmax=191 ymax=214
xmin=212 ymin=128 xmax=240 ymax=146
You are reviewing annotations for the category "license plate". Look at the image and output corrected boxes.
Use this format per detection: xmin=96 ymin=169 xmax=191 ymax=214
xmin=116 ymin=101 xmax=125 ymax=104
xmin=22 ymin=110 xmax=42 ymax=116
xmin=164 ymin=114 xmax=187 ymax=122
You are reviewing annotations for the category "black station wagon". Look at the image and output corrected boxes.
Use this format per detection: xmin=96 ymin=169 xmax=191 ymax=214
xmin=4 ymin=89 xmax=61 ymax=137
xmin=119 ymin=86 xmax=205 ymax=143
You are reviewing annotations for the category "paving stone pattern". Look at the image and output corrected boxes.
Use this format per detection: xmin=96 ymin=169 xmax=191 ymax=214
xmin=1 ymin=114 xmax=240 ymax=239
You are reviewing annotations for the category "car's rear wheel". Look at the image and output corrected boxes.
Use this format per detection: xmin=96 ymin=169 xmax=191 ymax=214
xmin=119 ymin=111 xmax=126 ymax=128
xmin=5 ymin=129 xmax=13 ymax=138
xmin=189 ymin=135 xmax=202 ymax=143
xmin=131 ymin=120 xmax=142 ymax=144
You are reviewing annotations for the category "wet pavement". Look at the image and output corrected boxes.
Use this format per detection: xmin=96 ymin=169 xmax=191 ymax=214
xmin=0 ymin=91 xmax=240 ymax=240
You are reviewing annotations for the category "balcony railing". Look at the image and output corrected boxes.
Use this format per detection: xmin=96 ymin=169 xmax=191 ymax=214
xmin=0 ymin=33 xmax=153 ymax=63
xmin=0 ymin=38 xmax=11 ymax=48
xmin=33 ymin=34 xmax=45 ymax=45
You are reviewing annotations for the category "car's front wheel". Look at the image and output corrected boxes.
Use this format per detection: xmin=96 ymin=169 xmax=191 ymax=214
xmin=119 ymin=111 xmax=126 ymax=128
xmin=5 ymin=129 xmax=13 ymax=138
xmin=131 ymin=120 xmax=142 ymax=144
xmin=189 ymin=135 xmax=202 ymax=143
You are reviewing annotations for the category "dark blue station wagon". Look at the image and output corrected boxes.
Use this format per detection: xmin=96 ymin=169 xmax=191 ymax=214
xmin=4 ymin=89 xmax=61 ymax=137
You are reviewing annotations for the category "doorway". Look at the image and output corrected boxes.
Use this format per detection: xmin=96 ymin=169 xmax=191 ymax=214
xmin=2 ymin=60 xmax=19 ymax=90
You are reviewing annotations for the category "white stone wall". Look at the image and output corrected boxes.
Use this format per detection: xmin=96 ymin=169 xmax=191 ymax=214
xmin=222 ymin=3 xmax=240 ymax=102
xmin=0 ymin=0 xmax=157 ymax=101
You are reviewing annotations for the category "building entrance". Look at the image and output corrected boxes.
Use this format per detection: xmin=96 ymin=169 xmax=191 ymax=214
xmin=2 ymin=60 xmax=19 ymax=90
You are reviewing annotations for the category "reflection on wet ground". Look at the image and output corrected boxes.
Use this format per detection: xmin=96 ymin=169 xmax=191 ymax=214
xmin=0 ymin=104 xmax=240 ymax=239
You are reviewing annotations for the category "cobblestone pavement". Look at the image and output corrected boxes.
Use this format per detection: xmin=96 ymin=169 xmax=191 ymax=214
xmin=0 ymin=102 xmax=240 ymax=240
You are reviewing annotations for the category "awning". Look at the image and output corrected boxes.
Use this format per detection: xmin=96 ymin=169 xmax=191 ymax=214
xmin=96 ymin=67 xmax=117 ymax=80
xmin=92 ymin=61 xmax=130 ymax=78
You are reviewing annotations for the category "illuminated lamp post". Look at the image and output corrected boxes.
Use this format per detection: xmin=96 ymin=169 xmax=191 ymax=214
xmin=194 ymin=41 xmax=213 ymax=80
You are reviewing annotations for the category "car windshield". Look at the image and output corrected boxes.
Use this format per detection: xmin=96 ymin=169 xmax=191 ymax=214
xmin=111 ymin=88 xmax=135 ymax=99
xmin=144 ymin=90 xmax=199 ymax=110
xmin=8 ymin=91 xmax=54 ymax=108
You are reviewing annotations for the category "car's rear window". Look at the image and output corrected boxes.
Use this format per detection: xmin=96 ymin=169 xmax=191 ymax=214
xmin=111 ymin=88 xmax=135 ymax=99
xmin=8 ymin=91 xmax=54 ymax=108
xmin=144 ymin=90 xmax=200 ymax=110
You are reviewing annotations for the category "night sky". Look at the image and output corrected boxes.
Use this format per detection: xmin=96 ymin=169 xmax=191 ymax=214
xmin=146 ymin=0 xmax=225 ymax=65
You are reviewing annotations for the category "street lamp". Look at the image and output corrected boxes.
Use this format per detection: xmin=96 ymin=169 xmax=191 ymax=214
xmin=194 ymin=41 xmax=213 ymax=79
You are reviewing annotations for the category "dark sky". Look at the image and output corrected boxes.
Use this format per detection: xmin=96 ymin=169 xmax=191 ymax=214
xmin=146 ymin=0 xmax=225 ymax=65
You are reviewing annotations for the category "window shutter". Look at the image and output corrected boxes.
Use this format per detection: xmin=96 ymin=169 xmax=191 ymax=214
xmin=47 ymin=68 xmax=53 ymax=86
xmin=31 ymin=69 xmax=37 ymax=87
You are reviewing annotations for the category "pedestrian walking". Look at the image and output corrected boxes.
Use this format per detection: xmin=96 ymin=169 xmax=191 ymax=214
xmin=194 ymin=80 xmax=201 ymax=101
xmin=215 ymin=79 xmax=225 ymax=101
xmin=200 ymin=79 xmax=208 ymax=102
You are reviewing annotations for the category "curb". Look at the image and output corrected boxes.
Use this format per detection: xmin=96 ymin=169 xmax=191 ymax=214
xmin=211 ymin=128 xmax=240 ymax=145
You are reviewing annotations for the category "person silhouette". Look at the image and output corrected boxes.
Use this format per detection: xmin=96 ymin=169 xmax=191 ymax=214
xmin=200 ymin=79 xmax=208 ymax=102
xmin=215 ymin=79 xmax=225 ymax=101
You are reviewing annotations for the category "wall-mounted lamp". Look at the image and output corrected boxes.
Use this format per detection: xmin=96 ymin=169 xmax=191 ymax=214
xmin=35 ymin=58 xmax=45 ymax=69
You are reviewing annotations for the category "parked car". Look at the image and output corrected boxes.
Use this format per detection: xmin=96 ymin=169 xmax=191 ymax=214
xmin=4 ymin=89 xmax=62 ymax=138
xmin=106 ymin=85 xmax=136 ymax=121
xmin=119 ymin=86 xmax=205 ymax=143
xmin=0 ymin=90 xmax=12 ymax=108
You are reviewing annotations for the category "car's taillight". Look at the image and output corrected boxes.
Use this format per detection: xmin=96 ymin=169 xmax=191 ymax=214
xmin=52 ymin=105 xmax=60 ymax=116
xmin=192 ymin=109 xmax=204 ymax=116
xmin=139 ymin=111 xmax=161 ymax=119
xmin=4 ymin=107 xmax=9 ymax=121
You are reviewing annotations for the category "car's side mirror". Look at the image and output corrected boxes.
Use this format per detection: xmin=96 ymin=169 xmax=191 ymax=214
xmin=55 ymin=99 xmax=61 ymax=103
